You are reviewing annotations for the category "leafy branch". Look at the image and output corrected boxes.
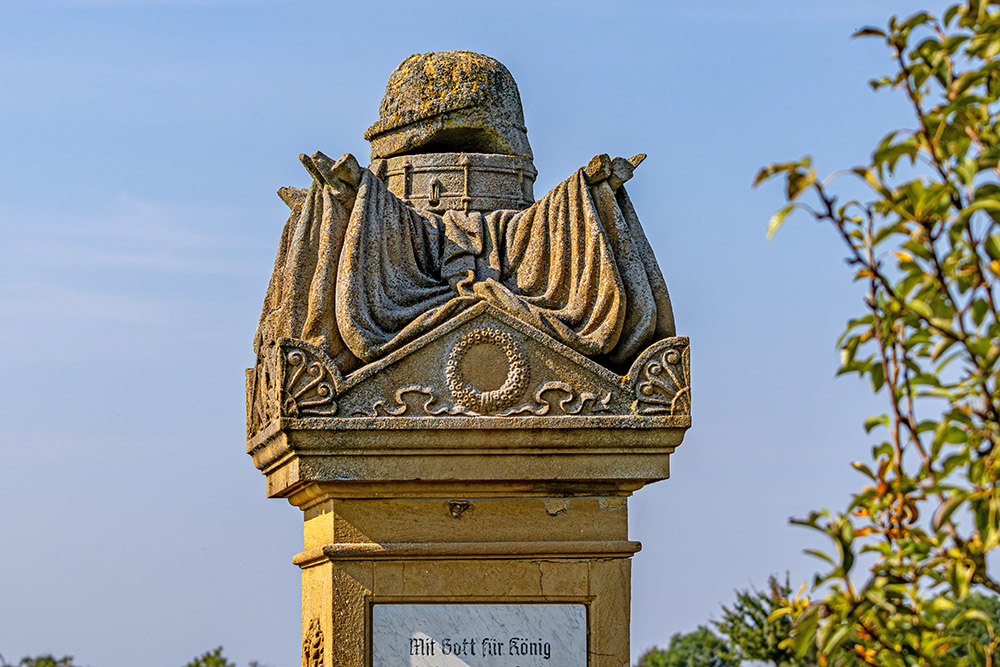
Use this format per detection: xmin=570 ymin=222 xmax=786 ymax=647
xmin=757 ymin=2 xmax=1000 ymax=665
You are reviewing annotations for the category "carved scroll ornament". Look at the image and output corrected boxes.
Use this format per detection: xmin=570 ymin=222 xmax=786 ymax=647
xmin=634 ymin=339 xmax=691 ymax=416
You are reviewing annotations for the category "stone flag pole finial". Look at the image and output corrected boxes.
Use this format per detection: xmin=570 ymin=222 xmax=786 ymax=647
xmin=246 ymin=50 xmax=690 ymax=667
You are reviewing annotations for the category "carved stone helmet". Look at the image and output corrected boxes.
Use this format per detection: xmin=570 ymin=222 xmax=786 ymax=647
xmin=364 ymin=51 xmax=533 ymax=161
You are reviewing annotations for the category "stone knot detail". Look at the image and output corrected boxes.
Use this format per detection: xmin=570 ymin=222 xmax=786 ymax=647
xmin=445 ymin=327 xmax=529 ymax=414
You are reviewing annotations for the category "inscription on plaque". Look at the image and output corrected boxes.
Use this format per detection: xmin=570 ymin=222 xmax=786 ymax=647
xmin=371 ymin=603 xmax=587 ymax=666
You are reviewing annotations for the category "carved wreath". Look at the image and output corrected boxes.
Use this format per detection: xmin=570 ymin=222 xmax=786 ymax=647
xmin=444 ymin=327 xmax=530 ymax=414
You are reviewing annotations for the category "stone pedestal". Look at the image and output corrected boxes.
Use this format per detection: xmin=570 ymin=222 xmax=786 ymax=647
xmin=248 ymin=306 xmax=689 ymax=666
xmin=296 ymin=497 xmax=634 ymax=666
xmin=257 ymin=437 xmax=684 ymax=666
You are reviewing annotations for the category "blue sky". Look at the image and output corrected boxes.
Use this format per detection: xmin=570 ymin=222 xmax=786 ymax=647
xmin=0 ymin=1 xmax=952 ymax=665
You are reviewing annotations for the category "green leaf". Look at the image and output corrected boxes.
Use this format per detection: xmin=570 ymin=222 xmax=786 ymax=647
xmin=753 ymin=160 xmax=803 ymax=188
xmin=766 ymin=204 xmax=795 ymax=240
xmin=853 ymin=27 xmax=887 ymax=38
xmin=823 ymin=625 xmax=852 ymax=656
xmin=916 ymin=419 xmax=937 ymax=434
xmin=948 ymin=607 xmax=994 ymax=631
xmin=803 ymin=548 xmax=835 ymax=565
xmin=945 ymin=426 xmax=967 ymax=444
xmin=953 ymin=70 xmax=985 ymax=96
xmin=986 ymin=234 xmax=1000 ymax=260
xmin=908 ymin=299 xmax=935 ymax=319
xmin=901 ymin=11 xmax=931 ymax=31
xmin=793 ymin=606 xmax=821 ymax=658
xmin=941 ymin=453 xmax=969 ymax=475
xmin=972 ymin=298 xmax=990 ymax=327
xmin=931 ymin=337 xmax=957 ymax=361
xmin=932 ymin=492 xmax=965 ymax=531
xmin=786 ymin=169 xmax=816 ymax=201
xmin=874 ymin=441 xmax=894 ymax=459
xmin=971 ymin=641 xmax=989 ymax=667
xmin=852 ymin=460 xmax=878 ymax=479
xmin=863 ymin=415 xmax=889 ymax=434
xmin=869 ymin=362 xmax=885 ymax=392
xmin=767 ymin=608 xmax=792 ymax=622
xmin=949 ymin=560 xmax=973 ymax=599
xmin=752 ymin=165 xmax=779 ymax=188
xmin=873 ymin=141 xmax=919 ymax=174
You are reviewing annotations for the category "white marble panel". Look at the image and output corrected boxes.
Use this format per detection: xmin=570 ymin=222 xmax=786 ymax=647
xmin=372 ymin=603 xmax=587 ymax=666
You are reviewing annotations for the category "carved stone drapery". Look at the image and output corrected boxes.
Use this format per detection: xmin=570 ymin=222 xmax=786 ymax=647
xmin=253 ymin=51 xmax=675 ymax=385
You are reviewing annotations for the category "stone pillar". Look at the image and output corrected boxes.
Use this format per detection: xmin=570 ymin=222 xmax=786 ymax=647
xmin=246 ymin=50 xmax=691 ymax=667
xmin=248 ymin=322 xmax=688 ymax=666
xmin=294 ymin=495 xmax=636 ymax=666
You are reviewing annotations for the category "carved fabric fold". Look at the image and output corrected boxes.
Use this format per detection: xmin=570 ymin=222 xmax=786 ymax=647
xmin=254 ymin=182 xmax=362 ymax=372
xmin=255 ymin=165 xmax=674 ymax=373
xmin=336 ymin=171 xmax=477 ymax=362
xmin=472 ymin=170 xmax=627 ymax=358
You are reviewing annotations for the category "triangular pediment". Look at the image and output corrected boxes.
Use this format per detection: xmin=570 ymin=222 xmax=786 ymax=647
xmin=249 ymin=302 xmax=689 ymax=446
xmin=329 ymin=303 xmax=642 ymax=419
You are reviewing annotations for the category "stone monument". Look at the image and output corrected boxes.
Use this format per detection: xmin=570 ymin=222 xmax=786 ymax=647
xmin=246 ymin=50 xmax=691 ymax=667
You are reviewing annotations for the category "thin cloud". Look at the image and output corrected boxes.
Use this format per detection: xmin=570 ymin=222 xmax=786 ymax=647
xmin=21 ymin=243 xmax=260 ymax=276
xmin=1 ymin=194 xmax=270 ymax=276
xmin=0 ymin=280 xmax=170 ymax=327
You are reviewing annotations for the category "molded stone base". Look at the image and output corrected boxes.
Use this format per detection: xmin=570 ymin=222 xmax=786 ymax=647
xmin=295 ymin=493 xmax=636 ymax=667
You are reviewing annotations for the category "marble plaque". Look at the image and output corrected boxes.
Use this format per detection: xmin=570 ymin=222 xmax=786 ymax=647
xmin=371 ymin=603 xmax=587 ymax=666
